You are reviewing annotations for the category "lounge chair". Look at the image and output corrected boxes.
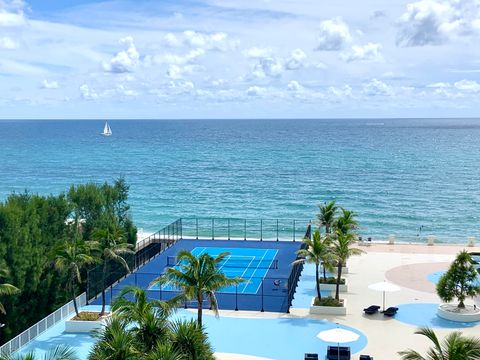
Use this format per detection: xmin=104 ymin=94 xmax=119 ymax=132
xmin=326 ymin=346 xmax=351 ymax=360
xmin=305 ymin=353 xmax=318 ymax=360
xmin=359 ymin=356 xmax=373 ymax=360
xmin=382 ymin=307 xmax=398 ymax=317
xmin=363 ymin=305 xmax=380 ymax=315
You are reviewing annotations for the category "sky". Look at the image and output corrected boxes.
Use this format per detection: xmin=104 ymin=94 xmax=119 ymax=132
xmin=1 ymin=0 xmax=480 ymax=119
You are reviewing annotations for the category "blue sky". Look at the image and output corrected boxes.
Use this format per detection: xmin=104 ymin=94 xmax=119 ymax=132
xmin=1 ymin=0 xmax=480 ymax=119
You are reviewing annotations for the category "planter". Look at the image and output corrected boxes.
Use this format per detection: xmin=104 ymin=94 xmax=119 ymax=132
xmin=437 ymin=304 xmax=480 ymax=323
xmin=65 ymin=312 xmax=111 ymax=333
xmin=309 ymin=298 xmax=347 ymax=316
xmin=319 ymin=278 xmax=348 ymax=293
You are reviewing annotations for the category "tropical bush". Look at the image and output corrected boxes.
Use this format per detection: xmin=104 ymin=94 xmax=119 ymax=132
xmin=0 ymin=178 xmax=136 ymax=343
xmin=437 ymin=251 xmax=480 ymax=308
xmin=313 ymin=297 xmax=343 ymax=307
xmin=398 ymin=327 xmax=480 ymax=360
xmin=88 ymin=286 xmax=215 ymax=360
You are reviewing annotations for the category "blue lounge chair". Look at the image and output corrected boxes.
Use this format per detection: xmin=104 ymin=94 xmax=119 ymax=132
xmin=382 ymin=307 xmax=398 ymax=317
xmin=363 ymin=305 xmax=380 ymax=315
xmin=359 ymin=355 xmax=373 ymax=360
xmin=326 ymin=346 xmax=351 ymax=360
xmin=305 ymin=353 xmax=318 ymax=360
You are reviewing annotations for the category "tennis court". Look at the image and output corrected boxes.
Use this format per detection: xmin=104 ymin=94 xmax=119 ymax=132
xmin=152 ymin=247 xmax=279 ymax=294
xmin=90 ymin=239 xmax=302 ymax=312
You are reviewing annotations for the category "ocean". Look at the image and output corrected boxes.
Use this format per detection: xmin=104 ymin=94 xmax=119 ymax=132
xmin=0 ymin=118 xmax=479 ymax=243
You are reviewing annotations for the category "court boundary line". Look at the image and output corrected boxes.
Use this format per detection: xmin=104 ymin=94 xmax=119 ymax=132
xmin=251 ymin=249 xmax=279 ymax=294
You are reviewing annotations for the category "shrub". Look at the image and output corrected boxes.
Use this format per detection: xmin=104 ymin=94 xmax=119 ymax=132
xmin=72 ymin=311 xmax=103 ymax=321
xmin=313 ymin=296 xmax=343 ymax=307
xmin=318 ymin=277 xmax=345 ymax=285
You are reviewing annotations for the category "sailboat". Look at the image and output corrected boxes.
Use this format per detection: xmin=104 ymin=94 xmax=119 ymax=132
xmin=101 ymin=121 xmax=112 ymax=137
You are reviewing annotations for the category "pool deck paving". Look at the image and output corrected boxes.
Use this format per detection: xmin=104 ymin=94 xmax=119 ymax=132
xmin=17 ymin=241 xmax=480 ymax=360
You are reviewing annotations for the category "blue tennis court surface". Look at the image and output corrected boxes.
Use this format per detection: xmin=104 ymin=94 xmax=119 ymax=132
xmin=152 ymin=247 xmax=278 ymax=294
xmin=90 ymin=239 xmax=302 ymax=312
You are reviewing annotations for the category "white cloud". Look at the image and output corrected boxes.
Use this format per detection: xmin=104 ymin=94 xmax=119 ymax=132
xmin=397 ymin=0 xmax=480 ymax=47
xmin=157 ymin=48 xmax=205 ymax=65
xmin=316 ymin=18 xmax=352 ymax=51
xmin=243 ymin=47 xmax=273 ymax=58
xmin=0 ymin=10 xmax=26 ymax=27
xmin=427 ymin=82 xmax=451 ymax=88
xmin=165 ymin=31 xmax=238 ymax=52
xmin=79 ymin=84 xmax=98 ymax=100
xmin=247 ymin=85 xmax=267 ymax=96
xmin=454 ymin=79 xmax=480 ymax=92
xmin=362 ymin=79 xmax=394 ymax=96
xmin=0 ymin=36 xmax=17 ymax=49
xmin=327 ymin=85 xmax=353 ymax=100
xmin=287 ymin=80 xmax=303 ymax=91
xmin=342 ymin=43 xmax=383 ymax=62
xmin=252 ymin=57 xmax=284 ymax=78
xmin=103 ymin=36 xmax=140 ymax=73
xmin=285 ymin=49 xmax=307 ymax=70
xmin=41 ymin=80 xmax=59 ymax=89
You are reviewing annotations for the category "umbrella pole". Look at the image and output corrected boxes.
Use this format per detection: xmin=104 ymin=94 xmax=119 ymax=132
xmin=383 ymin=291 xmax=386 ymax=312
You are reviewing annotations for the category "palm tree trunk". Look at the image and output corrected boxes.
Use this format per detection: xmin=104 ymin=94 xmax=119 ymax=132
xmin=197 ymin=294 xmax=203 ymax=327
xmin=315 ymin=263 xmax=322 ymax=301
xmin=335 ymin=262 xmax=343 ymax=301
xmin=322 ymin=262 xmax=327 ymax=281
xmin=71 ymin=276 xmax=79 ymax=317
xmin=100 ymin=261 xmax=107 ymax=316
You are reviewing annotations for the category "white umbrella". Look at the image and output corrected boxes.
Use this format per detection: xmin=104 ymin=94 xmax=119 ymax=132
xmin=368 ymin=281 xmax=400 ymax=311
xmin=317 ymin=327 xmax=360 ymax=359
xmin=317 ymin=327 xmax=360 ymax=343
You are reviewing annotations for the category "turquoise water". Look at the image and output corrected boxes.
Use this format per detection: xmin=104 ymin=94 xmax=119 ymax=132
xmin=1 ymin=118 xmax=480 ymax=243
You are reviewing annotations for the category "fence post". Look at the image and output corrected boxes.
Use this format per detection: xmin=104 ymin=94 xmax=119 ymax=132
xmin=293 ymin=220 xmax=296 ymax=242
xmin=235 ymin=285 xmax=238 ymax=311
xmin=228 ymin=219 xmax=230 ymax=240
xmin=260 ymin=219 xmax=263 ymax=241
xmin=179 ymin=218 xmax=183 ymax=239
xmin=244 ymin=219 xmax=247 ymax=241
xmin=196 ymin=218 xmax=199 ymax=239
xmin=212 ymin=218 xmax=214 ymax=240
xmin=261 ymin=280 xmax=264 ymax=312
xmin=276 ymin=219 xmax=279 ymax=241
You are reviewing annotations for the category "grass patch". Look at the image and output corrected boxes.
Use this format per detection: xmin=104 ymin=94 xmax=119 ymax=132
xmin=71 ymin=312 xmax=104 ymax=321
xmin=318 ymin=277 xmax=345 ymax=285
xmin=313 ymin=297 xmax=343 ymax=307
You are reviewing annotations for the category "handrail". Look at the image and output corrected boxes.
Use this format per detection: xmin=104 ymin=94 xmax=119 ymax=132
xmin=0 ymin=293 xmax=87 ymax=355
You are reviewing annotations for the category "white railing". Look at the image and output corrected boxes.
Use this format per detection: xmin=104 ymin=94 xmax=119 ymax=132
xmin=0 ymin=292 xmax=87 ymax=355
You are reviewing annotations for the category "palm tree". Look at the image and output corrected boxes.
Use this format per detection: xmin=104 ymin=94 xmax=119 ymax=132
xmin=112 ymin=286 xmax=174 ymax=351
xmin=156 ymin=250 xmax=242 ymax=327
xmin=330 ymin=231 xmax=364 ymax=301
xmin=334 ymin=208 xmax=358 ymax=235
xmin=0 ymin=267 xmax=20 ymax=315
xmin=53 ymin=237 xmax=97 ymax=316
xmin=90 ymin=287 xmax=214 ymax=360
xmin=93 ymin=224 xmax=134 ymax=316
xmin=0 ymin=345 xmax=78 ymax=360
xmin=144 ymin=344 xmax=184 ymax=360
xmin=317 ymin=201 xmax=338 ymax=234
xmin=398 ymin=327 xmax=480 ymax=360
xmin=169 ymin=319 xmax=215 ymax=360
xmin=89 ymin=317 xmax=138 ymax=360
xmin=293 ymin=229 xmax=332 ymax=302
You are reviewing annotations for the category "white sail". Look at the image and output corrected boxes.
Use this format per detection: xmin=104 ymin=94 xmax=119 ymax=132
xmin=101 ymin=121 xmax=112 ymax=136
